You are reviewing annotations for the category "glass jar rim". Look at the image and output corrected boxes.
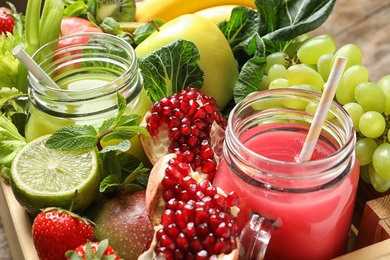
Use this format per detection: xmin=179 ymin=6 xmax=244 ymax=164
xmin=29 ymin=32 xmax=139 ymax=97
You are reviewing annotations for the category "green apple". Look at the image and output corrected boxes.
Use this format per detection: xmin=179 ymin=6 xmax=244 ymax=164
xmin=135 ymin=14 xmax=238 ymax=110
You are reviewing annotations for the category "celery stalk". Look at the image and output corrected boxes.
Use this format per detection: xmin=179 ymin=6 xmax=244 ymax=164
xmin=15 ymin=0 xmax=64 ymax=94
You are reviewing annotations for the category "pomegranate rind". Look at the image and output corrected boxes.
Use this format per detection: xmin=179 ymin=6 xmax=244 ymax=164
xmin=139 ymin=111 xmax=171 ymax=165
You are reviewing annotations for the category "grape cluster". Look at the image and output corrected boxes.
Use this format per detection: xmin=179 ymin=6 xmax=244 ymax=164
xmin=260 ymin=33 xmax=390 ymax=192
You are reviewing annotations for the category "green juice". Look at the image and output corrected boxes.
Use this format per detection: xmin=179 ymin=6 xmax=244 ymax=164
xmin=25 ymin=73 xmax=152 ymax=160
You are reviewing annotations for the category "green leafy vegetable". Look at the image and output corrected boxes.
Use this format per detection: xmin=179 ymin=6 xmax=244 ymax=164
xmin=0 ymin=3 xmax=24 ymax=89
xmin=218 ymin=0 xmax=336 ymax=104
xmin=139 ymin=39 xmax=205 ymax=103
xmin=0 ymin=115 xmax=26 ymax=182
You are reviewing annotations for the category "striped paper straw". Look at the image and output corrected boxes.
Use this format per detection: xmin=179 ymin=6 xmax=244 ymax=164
xmin=12 ymin=45 xmax=61 ymax=90
xmin=298 ymin=56 xmax=348 ymax=162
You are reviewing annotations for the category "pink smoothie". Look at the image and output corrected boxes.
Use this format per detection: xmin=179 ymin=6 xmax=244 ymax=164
xmin=213 ymin=125 xmax=359 ymax=260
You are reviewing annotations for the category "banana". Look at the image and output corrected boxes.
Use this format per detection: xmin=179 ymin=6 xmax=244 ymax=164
xmin=194 ymin=5 xmax=238 ymax=24
xmin=135 ymin=0 xmax=257 ymax=22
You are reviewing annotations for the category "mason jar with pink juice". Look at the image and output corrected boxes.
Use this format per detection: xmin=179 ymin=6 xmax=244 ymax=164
xmin=213 ymin=88 xmax=359 ymax=259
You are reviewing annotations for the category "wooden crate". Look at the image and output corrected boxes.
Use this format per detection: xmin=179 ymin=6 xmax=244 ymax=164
xmin=1 ymin=176 xmax=390 ymax=260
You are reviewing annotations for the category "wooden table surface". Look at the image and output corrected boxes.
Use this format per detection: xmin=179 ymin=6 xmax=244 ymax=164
xmin=1 ymin=0 xmax=390 ymax=259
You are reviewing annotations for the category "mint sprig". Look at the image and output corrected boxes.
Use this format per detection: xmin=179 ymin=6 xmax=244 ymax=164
xmin=45 ymin=92 xmax=149 ymax=152
xmin=45 ymin=92 xmax=151 ymax=195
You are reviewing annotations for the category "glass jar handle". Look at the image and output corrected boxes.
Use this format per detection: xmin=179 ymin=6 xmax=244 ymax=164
xmin=239 ymin=213 xmax=278 ymax=260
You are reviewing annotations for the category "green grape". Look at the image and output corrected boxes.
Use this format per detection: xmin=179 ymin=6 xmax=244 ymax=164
xmin=355 ymin=138 xmax=378 ymax=166
xmin=305 ymin=102 xmax=334 ymax=120
xmin=289 ymin=84 xmax=322 ymax=94
xmin=265 ymin=52 xmax=289 ymax=74
xmin=268 ymin=78 xmax=290 ymax=89
xmin=286 ymin=64 xmax=324 ymax=91
xmin=388 ymin=128 xmax=390 ymax=142
xmin=258 ymin=75 xmax=269 ymax=91
xmin=354 ymin=82 xmax=385 ymax=113
xmin=335 ymin=65 xmax=369 ymax=105
xmin=368 ymin=162 xmax=390 ymax=192
xmin=285 ymin=33 xmax=312 ymax=58
xmin=268 ymin=64 xmax=288 ymax=82
xmin=331 ymin=43 xmax=363 ymax=72
xmin=360 ymin=164 xmax=371 ymax=184
xmin=342 ymin=102 xmax=365 ymax=132
xmin=297 ymin=34 xmax=336 ymax=64
xmin=372 ymin=143 xmax=390 ymax=180
xmin=359 ymin=111 xmax=386 ymax=138
xmin=317 ymin=53 xmax=333 ymax=82
xmin=377 ymin=75 xmax=390 ymax=115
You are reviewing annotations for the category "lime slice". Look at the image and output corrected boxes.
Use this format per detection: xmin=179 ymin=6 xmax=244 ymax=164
xmin=10 ymin=135 xmax=100 ymax=216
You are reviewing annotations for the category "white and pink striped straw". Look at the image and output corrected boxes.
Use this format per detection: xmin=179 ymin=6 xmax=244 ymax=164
xmin=298 ymin=56 xmax=348 ymax=162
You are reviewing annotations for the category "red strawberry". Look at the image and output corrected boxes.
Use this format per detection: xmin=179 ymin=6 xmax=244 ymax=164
xmin=32 ymin=208 xmax=95 ymax=260
xmin=65 ymin=239 xmax=120 ymax=260
xmin=0 ymin=8 xmax=14 ymax=35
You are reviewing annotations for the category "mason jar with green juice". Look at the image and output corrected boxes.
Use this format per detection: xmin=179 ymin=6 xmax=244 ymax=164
xmin=25 ymin=32 xmax=152 ymax=159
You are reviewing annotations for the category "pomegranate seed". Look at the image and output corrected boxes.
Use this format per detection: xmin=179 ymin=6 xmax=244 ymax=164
xmin=166 ymin=223 xmax=180 ymax=239
xmin=161 ymin=209 xmax=175 ymax=226
xmin=163 ymin=189 xmax=174 ymax=201
xmin=197 ymin=223 xmax=210 ymax=239
xmin=184 ymin=222 xmax=196 ymax=239
xmin=214 ymin=239 xmax=229 ymax=254
xmin=180 ymin=124 xmax=191 ymax=136
xmin=203 ymin=234 xmax=216 ymax=252
xmin=177 ymin=233 xmax=189 ymax=253
xmin=196 ymin=250 xmax=209 ymax=260
xmin=170 ymin=127 xmax=180 ymax=140
xmin=194 ymin=210 xmax=208 ymax=226
xmin=215 ymin=222 xmax=230 ymax=239
xmin=208 ymin=216 xmax=221 ymax=232
xmin=213 ymin=193 xmax=227 ymax=209
xmin=190 ymin=237 xmax=203 ymax=252
xmin=200 ymin=147 xmax=214 ymax=160
xmin=160 ymin=234 xmax=176 ymax=250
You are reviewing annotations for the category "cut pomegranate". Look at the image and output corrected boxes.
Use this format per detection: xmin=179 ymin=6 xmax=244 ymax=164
xmin=140 ymin=87 xmax=226 ymax=181
xmin=140 ymin=154 xmax=240 ymax=259
xmin=140 ymin=88 xmax=240 ymax=259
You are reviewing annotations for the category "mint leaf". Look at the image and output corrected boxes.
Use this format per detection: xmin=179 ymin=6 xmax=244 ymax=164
xmin=100 ymin=151 xmax=121 ymax=179
xmin=114 ymin=92 xmax=127 ymax=125
xmin=99 ymin=151 xmax=150 ymax=194
xmin=100 ymin=174 xmax=121 ymax=194
xmin=100 ymin=139 xmax=131 ymax=153
xmin=46 ymin=125 xmax=98 ymax=150
xmin=140 ymin=39 xmax=205 ymax=103
xmin=118 ymin=114 xmax=141 ymax=126
xmin=98 ymin=117 xmax=115 ymax=135
xmin=102 ymin=125 xmax=148 ymax=142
